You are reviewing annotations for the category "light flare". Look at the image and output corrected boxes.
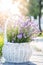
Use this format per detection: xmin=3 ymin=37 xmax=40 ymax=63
xmin=0 ymin=0 xmax=21 ymax=16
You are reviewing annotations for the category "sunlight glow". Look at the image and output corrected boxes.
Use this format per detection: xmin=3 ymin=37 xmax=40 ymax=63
xmin=0 ymin=0 xmax=21 ymax=16
xmin=0 ymin=0 xmax=12 ymax=12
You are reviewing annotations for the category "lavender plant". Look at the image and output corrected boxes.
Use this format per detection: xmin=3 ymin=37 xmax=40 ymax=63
xmin=7 ymin=16 xmax=40 ymax=43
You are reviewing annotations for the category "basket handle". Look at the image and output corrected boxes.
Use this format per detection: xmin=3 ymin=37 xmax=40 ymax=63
xmin=4 ymin=17 xmax=10 ymax=44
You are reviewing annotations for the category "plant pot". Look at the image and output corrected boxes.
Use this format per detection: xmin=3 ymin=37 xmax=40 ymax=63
xmin=2 ymin=42 xmax=32 ymax=63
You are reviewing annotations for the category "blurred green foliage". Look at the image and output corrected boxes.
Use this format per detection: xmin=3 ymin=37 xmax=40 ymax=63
xmin=0 ymin=33 xmax=4 ymax=57
xmin=27 ymin=0 xmax=39 ymax=19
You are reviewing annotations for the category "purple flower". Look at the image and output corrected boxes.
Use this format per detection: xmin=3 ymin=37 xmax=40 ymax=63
xmin=22 ymin=21 xmax=28 ymax=27
xmin=17 ymin=33 xmax=23 ymax=39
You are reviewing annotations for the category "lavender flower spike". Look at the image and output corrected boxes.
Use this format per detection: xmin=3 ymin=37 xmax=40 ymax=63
xmin=17 ymin=33 xmax=23 ymax=39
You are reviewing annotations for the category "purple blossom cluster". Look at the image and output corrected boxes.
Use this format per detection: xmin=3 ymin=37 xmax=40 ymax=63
xmin=17 ymin=17 xmax=39 ymax=37
xmin=7 ymin=15 xmax=40 ymax=43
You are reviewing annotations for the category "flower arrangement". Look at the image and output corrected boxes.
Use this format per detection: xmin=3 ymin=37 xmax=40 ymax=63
xmin=7 ymin=16 xmax=40 ymax=43
xmin=2 ymin=16 xmax=40 ymax=63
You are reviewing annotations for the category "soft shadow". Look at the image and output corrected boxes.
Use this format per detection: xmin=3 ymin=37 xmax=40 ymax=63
xmin=2 ymin=61 xmax=36 ymax=65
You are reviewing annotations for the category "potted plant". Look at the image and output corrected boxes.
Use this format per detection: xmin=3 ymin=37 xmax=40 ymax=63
xmin=2 ymin=16 xmax=34 ymax=63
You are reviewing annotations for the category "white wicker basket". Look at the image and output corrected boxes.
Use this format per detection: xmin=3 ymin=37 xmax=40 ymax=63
xmin=2 ymin=16 xmax=32 ymax=63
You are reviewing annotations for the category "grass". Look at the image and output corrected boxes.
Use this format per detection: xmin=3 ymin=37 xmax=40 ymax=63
xmin=38 ymin=33 xmax=43 ymax=37
xmin=0 ymin=33 xmax=4 ymax=57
